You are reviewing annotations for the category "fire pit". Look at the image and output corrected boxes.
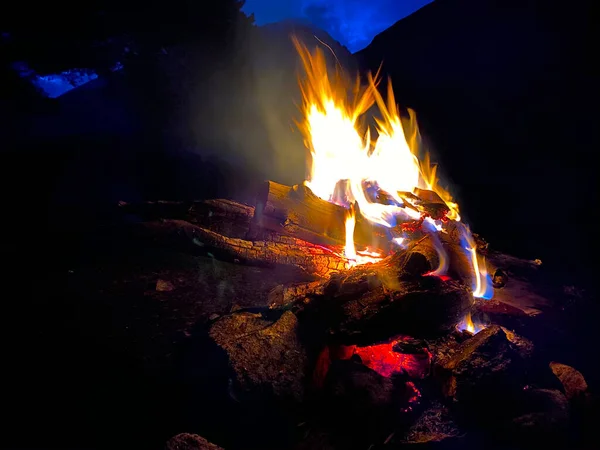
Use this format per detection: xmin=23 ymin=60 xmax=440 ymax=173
xmin=115 ymin=39 xmax=594 ymax=450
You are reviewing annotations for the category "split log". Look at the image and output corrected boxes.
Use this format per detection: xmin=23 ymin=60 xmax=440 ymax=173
xmin=484 ymin=252 xmax=552 ymax=316
xmin=252 ymin=181 xmax=390 ymax=251
xmin=136 ymin=219 xmax=350 ymax=278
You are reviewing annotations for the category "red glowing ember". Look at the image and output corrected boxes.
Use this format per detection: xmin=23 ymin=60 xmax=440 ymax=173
xmin=313 ymin=336 xmax=431 ymax=388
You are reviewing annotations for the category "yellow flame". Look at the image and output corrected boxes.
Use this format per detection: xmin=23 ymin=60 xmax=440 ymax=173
xmin=293 ymin=37 xmax=467 ymax=270
xmin=344 ymin=206 xmax=383 ymax=267
xmin=293 ymin=38 xmax=460 ymax=236
xmin=457 ymin=311 xmax=486 ymax=334
xmin=345 ymin=207 xmax=358 ymax=263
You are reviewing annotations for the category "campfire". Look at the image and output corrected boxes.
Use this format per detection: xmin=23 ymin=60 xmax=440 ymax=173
xmin=118 ymin=38 xmax=591 ymax=450
xmin=291 ymin=37 xmax=492 ymax=300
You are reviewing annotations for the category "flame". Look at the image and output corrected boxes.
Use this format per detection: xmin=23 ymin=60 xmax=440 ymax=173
xmin=423 ymin=218 xmax=448 ymax=277
xmin=292 ymin=39 xmax=459 ymax=253
xmin=456 ymin=311 xmax=486 ymax=335
xmin=292 ymin=37 xmax=491 ymax=298
xmin=344 ymin=206 xmax=358 ymax=263
xmin=344 ymin=206 xmax=382 ymax=267
xmin=460 ymin=224 xmax=494 ymax=299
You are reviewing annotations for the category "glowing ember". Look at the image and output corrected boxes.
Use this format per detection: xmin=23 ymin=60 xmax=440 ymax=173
xmin=292 ymin=36 xmax=493 ymax=301
xmin=313 ymin=337 xmax=431 ymax=388
xmin=353 ymin=337 xmax=431 ymax=379
xmin=456 ymin=311 xmax=486 ymax=335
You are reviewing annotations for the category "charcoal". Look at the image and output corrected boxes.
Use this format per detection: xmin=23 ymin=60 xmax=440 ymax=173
xmin=434 ymin=325 xmax=533 ymax=419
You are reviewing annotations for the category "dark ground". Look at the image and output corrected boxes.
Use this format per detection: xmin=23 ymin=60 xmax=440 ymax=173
xmin=2 ymin=139 xmax=598 ymax=449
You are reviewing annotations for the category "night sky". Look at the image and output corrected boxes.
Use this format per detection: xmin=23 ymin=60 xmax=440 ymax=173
xmin=242 ymin=0 xmax=433 ymax=52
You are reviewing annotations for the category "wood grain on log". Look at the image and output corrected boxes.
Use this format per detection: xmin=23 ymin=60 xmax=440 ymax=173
xmin=484 ymin=252 xmax=551 ymax=316
xmin=252 ymin=181 xmax=390 ymax=251
xmin=137 ymin=219 xmax=351 ymax=278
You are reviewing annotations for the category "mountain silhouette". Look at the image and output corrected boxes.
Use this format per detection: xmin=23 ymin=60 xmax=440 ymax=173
xmin=356 ymin=0 xmax=594 ymax=273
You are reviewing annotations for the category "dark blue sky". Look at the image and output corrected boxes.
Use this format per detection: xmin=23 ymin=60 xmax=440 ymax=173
xmin=242 ymin=0 xmax=433 ymax=52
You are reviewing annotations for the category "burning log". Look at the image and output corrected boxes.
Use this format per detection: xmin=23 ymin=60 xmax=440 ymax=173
xmin=136 ymin=219 xmax=350 ymax=278
xmin=296 ymin=235 xmax=474 ymax=342
xmin=252 ymin=181 xmax=389 ymax=251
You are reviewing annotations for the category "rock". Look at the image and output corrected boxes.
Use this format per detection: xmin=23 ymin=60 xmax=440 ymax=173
xmin=208 ymin=310 xmax=307 ymax=402
xmin=400 ymin=401 xmax=460 ymax=444
xmin=434 ymin=325 xmax=533 ymax=417
xmin=291 ymin=431 xmax=336 ymax=450
xmin=508 ymin=389 xmax=570 ymax=446
xmin=549 ymin=362 xmax=589 ymax=401
xmin=156 ymin=279 xmax=175 ymax=292
xmin=324 ymin=360 xmax=416 ymax=413
xmin=165 ymin=433 xmax=224 ymax=450
xmin=322 ymin=359 xmax=420 ymax=445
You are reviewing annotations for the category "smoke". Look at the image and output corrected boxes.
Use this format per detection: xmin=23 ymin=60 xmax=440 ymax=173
xmin=183 ymin=21 xmax=356 ymax=194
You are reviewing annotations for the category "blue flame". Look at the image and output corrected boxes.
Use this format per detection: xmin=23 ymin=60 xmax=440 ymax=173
xmin=458 ymin=223 xmax=493 ymax=300
xmin=477 ymin=272 xmax=494 ymax=300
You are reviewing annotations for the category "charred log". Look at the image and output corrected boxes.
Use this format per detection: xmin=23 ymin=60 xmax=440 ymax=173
xmin=433 ymin=325 xmax=533 ymax=420
xmin=118 ymin=199 xmax=255 ymax=239
xmin=267 ymin=281 xmax=325 ymax=309
xmin=136 ymin=219 xmax=349 ymax=278
xmin=252 ymin=181 xmax=390 ymax=251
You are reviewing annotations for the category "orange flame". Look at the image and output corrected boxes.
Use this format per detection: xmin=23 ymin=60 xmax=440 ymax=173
xmin=293 ymin=38 xmax=459 ymax=225
xmin=456 ymin=311 xmax=486 ymax=335
xmin=292 ymin=38 xmax=486 ymax=288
